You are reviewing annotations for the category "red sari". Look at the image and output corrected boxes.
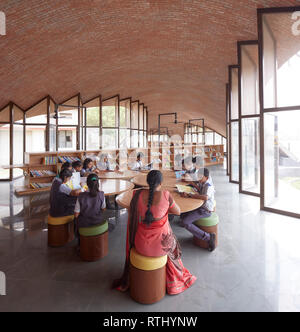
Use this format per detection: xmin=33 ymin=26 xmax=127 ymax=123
xmin=122 ymin=189 xmax=196 ymax=295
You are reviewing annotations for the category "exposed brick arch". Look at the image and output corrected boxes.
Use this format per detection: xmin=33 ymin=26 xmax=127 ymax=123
xmin=0 ymin=0 xmax=299 ymax=137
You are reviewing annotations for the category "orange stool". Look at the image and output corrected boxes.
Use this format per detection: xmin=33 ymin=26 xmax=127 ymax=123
xmin=129 ymin=248 xmax=167 ymax=304
xmin=47 ymin=215 xmax=74 ymax=247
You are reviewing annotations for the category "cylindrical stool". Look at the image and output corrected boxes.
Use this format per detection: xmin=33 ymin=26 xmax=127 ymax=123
xmin=47 ymin=215 xmax=74 ymax=247
xmin=79 ymin=221 xmax=108 ymax=261
xmin=193 ymin=212 xmax=219 ymax=249
xmin=129 ymin=248 xmax=167 ymax=304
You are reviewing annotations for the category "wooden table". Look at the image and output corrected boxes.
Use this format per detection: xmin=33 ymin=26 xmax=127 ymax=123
xmin=116 ymin=188 xmax=204 ymax=214
xmin=97 ymin=179 xmax=135 ymax=196
xmin=97 ymin=170 xmax=139 ymax=181
xmin=132 ymin=171 xmax=187 ymax=188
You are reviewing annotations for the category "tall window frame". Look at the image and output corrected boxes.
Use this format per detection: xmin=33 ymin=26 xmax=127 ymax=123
xmin=229 ymin=65 xmax=240 ymax=184
xmin=258 ymin=6 xmax=300 ymax=218
xmin=238 ymin=40 xmax=261 ymax=197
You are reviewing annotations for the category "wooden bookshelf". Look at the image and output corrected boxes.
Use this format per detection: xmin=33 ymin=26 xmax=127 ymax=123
xmin=12 ymin=143 xmax=225 ymax=196
xmin=204 ymin=144 xmax=224 ymax=166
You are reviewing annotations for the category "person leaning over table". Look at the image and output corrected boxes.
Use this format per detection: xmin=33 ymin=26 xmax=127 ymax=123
xmin=180 ymin=168 xmax=216 ymax=252
xmin=81 ymin=158 xmax=101 ymax=176
xmin=49 ymin=169 xmax=82 ymax=218
xmin=72 ymin=160 xmax=83 ymax=174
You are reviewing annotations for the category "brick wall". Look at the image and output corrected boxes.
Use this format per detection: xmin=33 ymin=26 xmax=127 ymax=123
xmin=0 ymin=0 xmax=300 ymax=136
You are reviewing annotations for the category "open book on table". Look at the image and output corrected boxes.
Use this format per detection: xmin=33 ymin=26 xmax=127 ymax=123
xmin=176 ymin=184 xmax=197 ymax=195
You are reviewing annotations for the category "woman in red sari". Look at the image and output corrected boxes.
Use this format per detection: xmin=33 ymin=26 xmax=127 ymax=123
xmin=113 ymin=170 xmax=196 ymax=295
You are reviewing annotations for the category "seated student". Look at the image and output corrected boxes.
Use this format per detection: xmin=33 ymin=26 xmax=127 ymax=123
xmin=61 ymin=161 xmax=73 ymax=172
xmin=49 ymin=169 xmax=82 ymax=218
xmin=74 ymin=173 xmax=106 ymax=244
xmin=97 ymin=153 xmax=117 ymax=171
xmin=131 ymin=153 xmax=144 ymax=171
xmin=81 ymin=158 xmax=100 ymax=176
xmin=180 ymin=168 xmax=216 ymax=252
xmin=131 ymin=153 xmax=152 ymax=171
xmin=182 ymin=157 xmax=201 ymax=182
xmin=72 ymin=160 xmax=83 ymax=174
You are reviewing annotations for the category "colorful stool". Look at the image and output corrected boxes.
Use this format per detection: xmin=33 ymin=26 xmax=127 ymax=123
xmin=47 ymin=215 xmax=74 ymax=247
xmin=193 ymin=212 xmax=219 ymax=249
xmin=79 ymin=221 xmax=108 ymax=261
xmin=129 ymin=248 xmax=167 ymax=304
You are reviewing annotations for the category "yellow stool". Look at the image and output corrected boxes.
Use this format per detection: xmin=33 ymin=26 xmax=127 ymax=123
xmin=47 ymin=215 xmax=74 ymax=247
xmin=129 ymin=248 xmax=167 ymax=304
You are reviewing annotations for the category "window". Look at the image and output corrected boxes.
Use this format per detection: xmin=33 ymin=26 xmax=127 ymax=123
xmin=58 ymin=128 xmax=77 ymax=150
xmin=241 ymin=118 xmax=260 ymax=193
xmin=230 ymin=67 xmax=239 ymax=120
xmin=239 ymin=42 xmax=260 ymax=195
xmin=131 ymin=102 xmax=138 ymax=129
xmin=86 ymin=128 xmax=100 ymax=150
xmin=102 ymin=129 xmax=118 ymax=149
xmin=0 ymin=120 xmax=10 ymax=179
xmin=259 ymin=8 xmax=300 ymax=217
xmin=230 ymin=122 xmax=239 ymax=183
xmin=86 ymin=107 xmax=100 ymax=127
xmin=264 ymin=111 xmax=300 ymax=214
xmin=102 ymin=97 xmax=117 ymax=127
xmin=205 ymin=132 xmax=214 ymax=145
xmin=131 ymin=130 xmax=139 ymax=148
xmin=139 ymin=104 xmax=144 ymax=130
xmin=26 ymin=126 xmax=46 ymax=152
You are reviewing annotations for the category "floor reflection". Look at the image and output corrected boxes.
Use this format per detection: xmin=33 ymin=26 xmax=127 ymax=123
xmin=0 ymin=179 xmax=123 ymax=233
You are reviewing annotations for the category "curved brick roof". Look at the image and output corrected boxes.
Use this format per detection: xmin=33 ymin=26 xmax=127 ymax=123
xmin=0 ymin=0 xmax=299 ymax=136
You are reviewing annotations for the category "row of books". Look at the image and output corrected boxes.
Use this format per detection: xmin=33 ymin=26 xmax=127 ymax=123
xmin=44 ymin=156 xmax=58 ymax=165
xmin=30 ymin=183 xmax=52 ymax=189
xmin=30 ymin=170 xmax=57 ymax=177
xmin=58 ymin=156 xmax=81 ymax=163
xmin=43 ymin=155 xmax=82 ymax=165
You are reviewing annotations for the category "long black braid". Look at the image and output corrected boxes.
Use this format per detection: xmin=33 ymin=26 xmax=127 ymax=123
xmin=87 ymin=173 xmax=99 ymax=197
xmin=143 ymin=170 xmax=163 ymax=225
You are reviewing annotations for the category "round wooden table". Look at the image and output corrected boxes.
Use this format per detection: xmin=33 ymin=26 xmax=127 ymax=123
xmin=97 ymin=170 xmax=139 ymax=181
xmin=132 ymin=170 xmax=187 ymax=188
xmin=116 ymin=188 xmax=204 ymax=214
xmin=80 ymin=178 xmax=133 ymax=196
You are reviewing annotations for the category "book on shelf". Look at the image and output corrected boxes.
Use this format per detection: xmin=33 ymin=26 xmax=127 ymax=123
xmin=30 ymin=170 xmax=56 ymax=177
xmin=44 ymin=156 xmax=57 ymax=165
xmin=58 ymin=156 xmax=81 ymax=163
xmin=30 ymin=183 xmax=52 ymax=189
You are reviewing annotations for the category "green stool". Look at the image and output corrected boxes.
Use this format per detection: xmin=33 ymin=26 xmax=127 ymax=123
xmin=79 ymin=221 xmax=108 ymax=261
xmin=193 ymin=212 xmax=219 ymax=249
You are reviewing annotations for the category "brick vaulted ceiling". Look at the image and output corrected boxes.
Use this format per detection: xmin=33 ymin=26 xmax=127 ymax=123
xmin=1 ymin=0 xmax=300 ymax=136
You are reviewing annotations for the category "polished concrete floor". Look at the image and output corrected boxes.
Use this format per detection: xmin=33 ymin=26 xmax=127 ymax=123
xmin=0 ymin=165 xmax=300 ymax=312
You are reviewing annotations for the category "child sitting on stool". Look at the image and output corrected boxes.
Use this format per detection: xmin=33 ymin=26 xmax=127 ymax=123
xmin=180 ymin=168 xmax=216 ymax=252
xmin=74 ymin=173 xmax=106 ymax=248
xmin=49 ymin=169 xmax=82 ymax=218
